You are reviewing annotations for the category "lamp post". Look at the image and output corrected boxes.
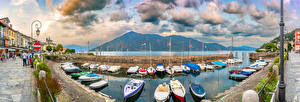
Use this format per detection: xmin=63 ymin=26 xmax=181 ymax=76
xmin=278 ymin=0 xmax=286 ymax=101
xmin=30 ymin=20 xmax=42 ymax=50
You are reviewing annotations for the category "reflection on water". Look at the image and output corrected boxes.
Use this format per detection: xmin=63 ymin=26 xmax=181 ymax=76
xmin=73 ymin=51 xmax=253 ymax=102
xmin=82 ymin=51 xmax=254 ymax=57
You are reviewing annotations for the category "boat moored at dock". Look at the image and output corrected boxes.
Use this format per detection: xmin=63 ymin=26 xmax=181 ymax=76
xmin=79 ymin=73 xmax=102 ymax=82
xmin=89 ymin=79 xmax=109 ymax=89
xmin=170 ymin=78 xmax=186 ymax=101
xmin=154 ymin=83 xmax=170 ymax=102
xmin=190 ymin=83 xmax=206 ymax=98
xmin=123 ymin=79 xmax=145 ymax=99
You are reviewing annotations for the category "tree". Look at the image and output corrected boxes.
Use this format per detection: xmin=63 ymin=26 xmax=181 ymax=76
xmin=56 ymin=44 xmax=63 ymax=52
xmin=46 ymin=45 xmax=52 ymax=52
xmin=65 ymin=49 xmax=76 ymax=54
xmin=263 ymin=43 xmax=278 ymax=52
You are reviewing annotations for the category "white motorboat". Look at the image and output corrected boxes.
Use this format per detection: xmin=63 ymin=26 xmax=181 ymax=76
xmin=79 ymin=73 xmax=102 ymax=82
xmin=170 ymin=78 xmax=186 ymax=101
xmin=154 ymin=83 xmax=170 ymax=102
xmin=234 ymin=59 xmax=243 ymax=63
xmin=89 ymin=64 xmax=99 ymax=69
xmin=173 ymin=66 xmax=183 ymax=73
xmin=166 ymin=66 xmax=174 ymax=75
xmin=206 ymin=64 xmax=215 ymax=70
xmin=197 ymin=64 xmax=206 ymax=70
xmin=147 ymin=66 xmax=156 ymax=75
xmin=108 ymin=66 xmax=121 ymax=73
xmin=255 ymin=59 xmax=268 ymax=66
xmin=89 ymin=79 xmax=108 ymax=89
xmin=181 ymin=65 xmax=190 ymax=73
xmin=123 ymin=79 xmax=145 ymax=99
xmin=81 ymin=63 xmax=90 ymax=68
xmin=242 ymin=69 xmax=256 ymax=73
xmin=98 ymin=65 xmax=109 ymax=71
xmin=156 ymin=65 xmax=165 ymax=75
xmin=127 ymin=66 xmax=139 ymax=74
xmin=226 ymin=59 xmax=235 ymax=64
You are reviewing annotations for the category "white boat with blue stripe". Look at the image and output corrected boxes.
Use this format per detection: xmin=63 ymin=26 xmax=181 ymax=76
xmin=123 ymin=79 xmax=145 ymax=99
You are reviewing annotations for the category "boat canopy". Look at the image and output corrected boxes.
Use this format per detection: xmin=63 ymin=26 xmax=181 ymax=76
xmin=156 ymin=63 xmax=163 ymax=66
xmin=212 ymin=61 xmax=226 ymax=67
xmin=186 ymin=62 xmax=200 ymax=70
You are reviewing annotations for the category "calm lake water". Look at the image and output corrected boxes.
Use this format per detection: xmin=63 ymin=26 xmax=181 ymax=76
xmin=72 ymin=51 xmax=254 ymax=102
xmin=82 ymin=51 xmax=254 ymax=57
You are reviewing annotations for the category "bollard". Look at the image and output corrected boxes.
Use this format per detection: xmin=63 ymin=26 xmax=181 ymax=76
xmin=39 ymin=70 xmax=46 ymax=80
xmin=242 ymin=90 xmax=259 ymax=102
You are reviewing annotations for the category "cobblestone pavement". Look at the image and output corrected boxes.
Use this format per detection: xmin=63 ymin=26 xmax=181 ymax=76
xmin=286 ymin=52 xmax=300 ymax=102
xmin=0 ymin=58 xmax=35 ymax=102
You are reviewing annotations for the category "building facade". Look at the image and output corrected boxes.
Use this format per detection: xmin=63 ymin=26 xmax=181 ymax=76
xmin=295 ymin=29 xmax=300 ymax=52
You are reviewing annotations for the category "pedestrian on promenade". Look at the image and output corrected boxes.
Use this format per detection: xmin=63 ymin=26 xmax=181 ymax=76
xmin=22 ymin=51 xmax=27 ymax=66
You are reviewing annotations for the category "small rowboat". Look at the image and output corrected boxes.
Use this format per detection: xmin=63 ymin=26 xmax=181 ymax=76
xmin=89 ymin=79 xmax=108 ymax=89
xmin=173 ymin=66 xmax=183 ymax=73
xmin=190 ymin=83 xmax=206 ymax=98
xmin=127 ymin=66 xmax=139 ymax=74
xmin=170 ymin=78 xmax=185 ymax=101
xmin=89 ymin=64 xmax=99 ymax=69
xmin=139 ymin=68 xmax=147 ymax=75
xmin=229 ymin=73 xmax=248 ymax=80
xmin=98 ymin=65 xmax=110 ymax=71
xmin=239 ymin=71 xmax=252 ymax=76
xmin=147 ymin=66 xmax=156 ymax=75
xmin=81 ymin=63 xmax=90 ymax=68
xmin=154 ymin=83 xmax=170 ymax=102
xmin=123 ymin=79 xmax=145 ymax=99
xmin=156 ymin=64 xmax=165 ymax=76
xmin=108 ymin=66 xmax=121 ymax=73
xmin=70 ymin=72 xmax=91 ymax=78
xmin=229 ymin=70 xmax=242 ymax=74
xmin=79 ymin=73 xmax=102 ymax=82
xmin=242 ymin=69 xmax=256 ymax=73
xmin=242 ymin=67 xmax=261 ymax=71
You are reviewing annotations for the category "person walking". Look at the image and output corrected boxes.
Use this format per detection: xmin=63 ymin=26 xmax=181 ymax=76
xmin=22 ymin=52 xmax=27 ymax=66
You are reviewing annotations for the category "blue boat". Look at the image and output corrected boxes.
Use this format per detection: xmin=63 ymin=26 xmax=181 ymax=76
xmin=190 ymin=83 xmax=206 ymax=98
xmin=239 ymin=71 xmax=252 ymax=76
xmin=212 ymin=61 xmax=226 ymax=68
xmin=186 ymin=62 xmax=200 ymax=71
xmin=229 ymin=73 xmax=248 ymax=80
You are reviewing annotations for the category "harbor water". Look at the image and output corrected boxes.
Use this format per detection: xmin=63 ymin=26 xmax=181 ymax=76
xmin=73 ymin=51 xmax=254 ymax=102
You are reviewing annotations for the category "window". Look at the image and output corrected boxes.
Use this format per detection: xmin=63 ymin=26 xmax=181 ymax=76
xmin=298 ymin=36 xmax=300 ymax=39
xmin=298 ymin=41 xmax=300 ymax=45
xmin=298 ymin=32 xmax=300 ymax=34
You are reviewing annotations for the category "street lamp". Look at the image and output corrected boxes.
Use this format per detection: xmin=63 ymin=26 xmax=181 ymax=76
xmin=278 ymin=0 xmax=286 ymax=101
xmin=30 ymin=20 xmax=42 ymax=50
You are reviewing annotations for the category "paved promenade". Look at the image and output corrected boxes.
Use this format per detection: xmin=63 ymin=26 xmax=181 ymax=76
xmin=286 ymin=52 xmax=300 ymax=102
xmin=0 ymin=58 xmax=35 ymax=102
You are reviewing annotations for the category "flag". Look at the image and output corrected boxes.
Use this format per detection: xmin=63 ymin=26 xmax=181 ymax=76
xmin=141 ymin=42 xmax=146 ymax=46
xmin=204 ymin=44 xmax=207 ymax=48
xmin=120 ymin=43 xmax=122 ymax=48
xmin=167 ymin=42 xmax=171 ymax=46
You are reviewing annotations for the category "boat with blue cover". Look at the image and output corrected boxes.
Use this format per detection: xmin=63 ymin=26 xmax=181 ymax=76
xmin=239 ymin=71 xmax=252 ymax=76
xmin=123 ymin=79 xmax=145 ymax=99
xmin=186 ymin=62 xmax=201 ymax=72
xmin=212 ymin=61 xmax=226 ymax=68
xmin=190 ymin=83 xmax=206 ymax=98
xmin=79 ymin=73 xmax=102 ymax=82
xmin=229 ymin=73 xmax=248 ymax=80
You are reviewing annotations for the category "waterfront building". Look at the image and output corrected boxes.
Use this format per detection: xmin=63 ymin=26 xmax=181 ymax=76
xmin=43 ymin=36 xmax=56 ymax=51
xmin=294 ymin=29 xmax=300 ymax=52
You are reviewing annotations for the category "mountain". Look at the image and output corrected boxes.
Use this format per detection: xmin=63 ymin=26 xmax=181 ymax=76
xmin=64 ymin=44 xmax=88 ymax=51
xmin=227 ymin=46 xmax=257 ymax=51
xmin=91 ymin=31 xmax=254 ymax=51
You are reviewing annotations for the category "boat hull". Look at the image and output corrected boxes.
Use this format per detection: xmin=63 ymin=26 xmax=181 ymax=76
xmin=124 ymin=83 xmax=144 ymax=99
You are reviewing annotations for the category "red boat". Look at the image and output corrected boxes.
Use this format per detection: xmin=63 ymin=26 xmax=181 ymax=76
xmin=229 ymin=70 xmax=242 ymax=74
xmin=147 ymin=66 xmax=156 ymax=75
xmin=139 ymin=68 xmax=147 ymax=75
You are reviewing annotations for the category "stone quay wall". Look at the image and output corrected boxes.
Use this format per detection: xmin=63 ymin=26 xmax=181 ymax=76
xmin=54 ymin=54 xmax=233 ymax=68
xmin=249 ymin=52 xmax=279 ymax=60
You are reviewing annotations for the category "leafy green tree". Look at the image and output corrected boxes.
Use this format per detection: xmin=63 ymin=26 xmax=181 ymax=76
xmin=65 ymin=49 xmax=76 ymax=54
xmin=56 ymin=44 xmax=63 ymax=52
xmin=46 ymin=46 xmax=52 ymax=52
xmin=263 ymin=43 xmax=278 ymax=52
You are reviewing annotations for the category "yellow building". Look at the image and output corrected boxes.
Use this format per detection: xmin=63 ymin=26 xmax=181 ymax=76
xmin=8 ymin=28 xmax=16 ymax=47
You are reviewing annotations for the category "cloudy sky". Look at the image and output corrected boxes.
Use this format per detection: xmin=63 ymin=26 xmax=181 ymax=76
xmin=0 ymin=0 xmax=299 ymax=48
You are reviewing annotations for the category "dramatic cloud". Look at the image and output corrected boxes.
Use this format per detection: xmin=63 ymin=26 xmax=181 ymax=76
xmin=59 ymin=0 xmax=107 ymax=16
xmin=223 ymin=1 xmax=245 ymax=14
xmin=176 ymin=0 xmax=200 ymax=9
xmin=136 ymin=1 xmax=169 ymax=24
xmin=110 ymin=9 xmax=130 ymax=21
xmin=248 ymin=4 xmax=265 ymax=20
xmin=264 ymin=0 xmax=280 ymax=12
xmin=46 ymin=0 xmax=53 ymax=9
xmin=200 ymin=1 xmax=224 ymax=24
xmin=168 ymin=8 xmax=196 ymax=26
xmin=196 ymin=24 xmax=230 ymax=36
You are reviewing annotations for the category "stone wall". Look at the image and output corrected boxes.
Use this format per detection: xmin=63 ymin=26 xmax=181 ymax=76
xmin=249 ymin=52 xmax=279 ymax=60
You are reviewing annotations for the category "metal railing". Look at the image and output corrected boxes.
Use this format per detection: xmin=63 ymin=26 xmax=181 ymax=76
xmin=258 ymin=70 xmax=275 ymax=102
